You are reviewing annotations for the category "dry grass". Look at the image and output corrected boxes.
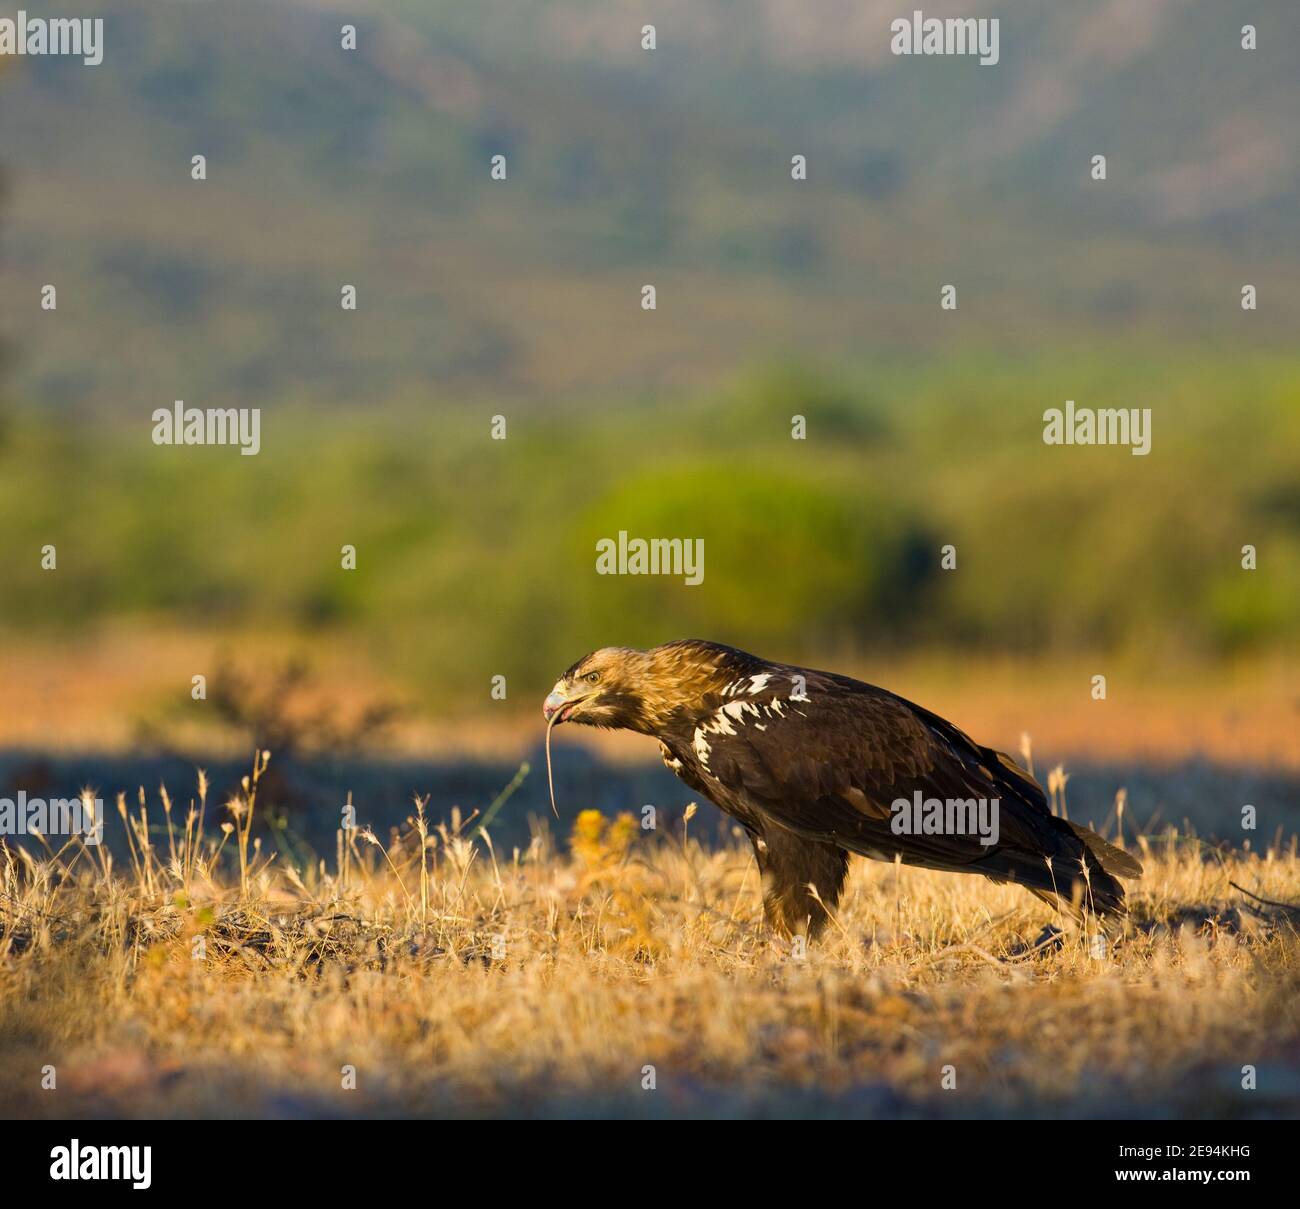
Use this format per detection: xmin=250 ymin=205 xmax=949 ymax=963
xmin=1 ymin=758 xmax=1298 ymax=1120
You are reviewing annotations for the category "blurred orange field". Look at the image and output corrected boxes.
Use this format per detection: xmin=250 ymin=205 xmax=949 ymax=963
xmin=2 ymin=623 xmax=1296 ymax=770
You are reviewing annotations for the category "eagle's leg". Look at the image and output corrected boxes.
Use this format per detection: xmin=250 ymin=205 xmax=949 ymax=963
xmin=751 ymin=828 xmax=849 ymax=939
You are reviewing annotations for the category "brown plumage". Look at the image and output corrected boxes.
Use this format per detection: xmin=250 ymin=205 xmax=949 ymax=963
xmin=543 ymin=640 xmax=1141 ymax=938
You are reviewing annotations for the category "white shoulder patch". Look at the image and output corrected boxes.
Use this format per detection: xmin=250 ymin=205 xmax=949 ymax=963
xmin=693 ymin=700 xmax=756 ymax=771
xmin=722 ymin=699 xmax=760 ymax=723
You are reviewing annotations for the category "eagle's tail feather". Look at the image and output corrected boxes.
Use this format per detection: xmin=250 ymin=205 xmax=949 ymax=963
xmin=1066 ymin=820 xmax=1144 ymax=879
xmin=1024 ymin=871 xmax=1126 ymax=922
xmin=974 ymin=833 xmax=1134 ymax=919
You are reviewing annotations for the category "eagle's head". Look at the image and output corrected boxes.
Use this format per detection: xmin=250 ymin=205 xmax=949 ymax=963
xmin=543 ymin=641 xmax=750 ymax=734
xmin=542 ymin=646 xmax=657 ymax=733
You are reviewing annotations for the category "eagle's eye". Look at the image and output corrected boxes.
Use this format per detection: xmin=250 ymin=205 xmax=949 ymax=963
xmin=584 ymin=671 xmax=601 ymax=685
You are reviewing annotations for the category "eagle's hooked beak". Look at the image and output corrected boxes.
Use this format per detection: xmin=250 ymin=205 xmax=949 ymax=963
xmin=542 ymin=684 xmax=590 ymax=725
xmin=542 ymin=690 xmax=567 ymax=722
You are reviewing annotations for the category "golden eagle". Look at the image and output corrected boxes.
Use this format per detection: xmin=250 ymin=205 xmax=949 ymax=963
xmin=544 ymin=640 xmax=1141 ymax=937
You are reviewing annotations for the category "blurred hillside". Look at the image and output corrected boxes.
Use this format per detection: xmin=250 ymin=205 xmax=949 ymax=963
xmin=0 ymin=0 xmax=1296 ymax=407
xmin=0 ymin=2 xmax=1296 ymax=702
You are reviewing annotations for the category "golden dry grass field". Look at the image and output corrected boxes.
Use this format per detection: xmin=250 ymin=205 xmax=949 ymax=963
xmin=2 ymin=752 xmax=1298 ymax=1120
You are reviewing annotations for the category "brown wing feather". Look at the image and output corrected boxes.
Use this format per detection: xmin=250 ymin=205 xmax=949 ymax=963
xmin=684 ymin=663 xmax=1138 ymax=909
